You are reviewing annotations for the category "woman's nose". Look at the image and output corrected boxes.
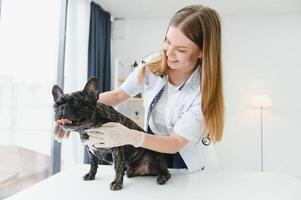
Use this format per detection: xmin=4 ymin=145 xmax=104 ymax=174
xmin=166 ymin=46 xmax=175 ymax=58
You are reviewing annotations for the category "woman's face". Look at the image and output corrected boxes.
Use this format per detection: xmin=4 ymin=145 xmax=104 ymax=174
xmin=163 ymin=26 xmax=202 ymax=72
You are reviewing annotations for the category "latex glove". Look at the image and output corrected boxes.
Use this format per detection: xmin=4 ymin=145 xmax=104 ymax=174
xmin=86 ymin=122 xmax=145 ymax=148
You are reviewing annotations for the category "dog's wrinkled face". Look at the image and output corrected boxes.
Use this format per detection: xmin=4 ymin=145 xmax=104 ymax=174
xmin=52 ymin=78 xmax=99 ymax=131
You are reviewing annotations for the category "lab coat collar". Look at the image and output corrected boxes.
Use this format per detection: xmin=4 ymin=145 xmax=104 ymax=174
xmin=167 ymin=65 xmax=201 ymax=91
xmin=182 ymin=65 xmax=201 ymax=91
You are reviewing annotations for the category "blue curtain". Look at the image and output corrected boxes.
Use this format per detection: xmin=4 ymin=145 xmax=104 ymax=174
xmin=87 ymin=1 xmax=111 ymax=92
xmin=84 ymin=2 xmax=111 ymax=164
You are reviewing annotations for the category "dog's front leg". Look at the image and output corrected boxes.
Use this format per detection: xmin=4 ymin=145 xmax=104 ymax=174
xmin=83 ymin=147 xmax=99 ymax=181
xmin=110 ymin=147 xmax=125 ymax=190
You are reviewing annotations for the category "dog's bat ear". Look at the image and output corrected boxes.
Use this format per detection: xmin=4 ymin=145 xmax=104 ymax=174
xmin=52 ymin=85 xmax=64 ymax=102
xmin=83 ymin=77 xmax=99 ymax=100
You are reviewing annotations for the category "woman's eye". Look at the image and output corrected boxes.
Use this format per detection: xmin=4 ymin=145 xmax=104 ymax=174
xmin=178 ymin=49 xmax=186 ymax=53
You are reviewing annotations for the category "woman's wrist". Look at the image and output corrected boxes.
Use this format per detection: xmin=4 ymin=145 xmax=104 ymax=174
xmin=128 ymin=130 xmax=145 ymax=147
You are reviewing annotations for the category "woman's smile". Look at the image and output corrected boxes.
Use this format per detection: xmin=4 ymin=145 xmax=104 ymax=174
xmin=167 ymin=58 xmax=178 ymax=64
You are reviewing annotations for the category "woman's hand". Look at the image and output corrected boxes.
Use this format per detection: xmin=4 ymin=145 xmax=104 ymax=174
xmin=86 ymin=122 xmax=145 ymax=148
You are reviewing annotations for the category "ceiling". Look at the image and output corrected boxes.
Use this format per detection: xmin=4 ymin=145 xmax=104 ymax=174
xmin=95 ymin=0 xmax=301 ymax=19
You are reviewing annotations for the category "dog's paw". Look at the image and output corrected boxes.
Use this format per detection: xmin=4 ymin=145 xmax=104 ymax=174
xmin=110 ymin=181 xmax=123 ymax=191
xmin=82 ymin=173 xmax=95 ymax=181
xmin=156 ymin=174 xmax=171 ymax=185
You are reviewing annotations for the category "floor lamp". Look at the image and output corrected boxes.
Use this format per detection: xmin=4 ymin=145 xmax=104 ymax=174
xmin=252 ymin=94 xmax=272 ymax=172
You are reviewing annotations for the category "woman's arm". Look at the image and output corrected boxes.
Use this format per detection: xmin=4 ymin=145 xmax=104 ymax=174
xmin=98 ymin=88 xmax=130 ymax=107
xmin=87 ymin=122 xmax=189 ymax=154
xmin=142 ymin=132 xmax=188 ymax=154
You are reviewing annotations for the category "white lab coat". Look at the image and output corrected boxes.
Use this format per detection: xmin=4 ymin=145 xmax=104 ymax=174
xmin=120 ymin=52 xmax=209 ymax=173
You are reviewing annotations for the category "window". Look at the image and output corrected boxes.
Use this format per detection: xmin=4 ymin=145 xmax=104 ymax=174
xmin=0 ymin=0 xmax=60 ymax=198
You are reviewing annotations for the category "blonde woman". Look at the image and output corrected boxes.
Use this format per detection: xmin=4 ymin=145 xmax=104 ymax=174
xmin=87 ymin=5 xmax=224 ymax=173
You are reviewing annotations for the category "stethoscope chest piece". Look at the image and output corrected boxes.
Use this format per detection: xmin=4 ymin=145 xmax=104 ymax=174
xmin=202 ymin=136 xmax=211 ymax=146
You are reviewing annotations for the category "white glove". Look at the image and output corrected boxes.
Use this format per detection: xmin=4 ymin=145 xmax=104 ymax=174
xmin=86 ymin=122 xmax=145 ymax=148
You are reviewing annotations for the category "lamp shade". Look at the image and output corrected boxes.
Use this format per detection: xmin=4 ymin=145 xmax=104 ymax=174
xmin=251 ymin=94 xmax=273 ymax=107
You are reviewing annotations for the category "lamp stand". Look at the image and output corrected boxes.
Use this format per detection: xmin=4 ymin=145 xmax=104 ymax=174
xmin=260 ymin=106 xmax=263 ymax=172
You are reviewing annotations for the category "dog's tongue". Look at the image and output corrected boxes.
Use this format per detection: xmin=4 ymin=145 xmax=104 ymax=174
xmin=56 ymin=118 xmax=72 ymax=125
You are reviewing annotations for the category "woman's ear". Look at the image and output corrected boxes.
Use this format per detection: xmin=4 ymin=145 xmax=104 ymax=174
xmin=198 ymin=51 xmax=203 ymax=59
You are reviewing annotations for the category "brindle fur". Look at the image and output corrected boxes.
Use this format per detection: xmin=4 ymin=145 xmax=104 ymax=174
xmin=52 ymin=78 xmax=170 ymax=190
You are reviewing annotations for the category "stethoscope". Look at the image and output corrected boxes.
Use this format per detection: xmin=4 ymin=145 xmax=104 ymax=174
xmin=202 ymin=135 xmax=211 ymax=146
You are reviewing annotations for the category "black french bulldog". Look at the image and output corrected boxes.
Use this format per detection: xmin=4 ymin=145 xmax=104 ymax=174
xmin=52 ymin=77 xmax=170 ymax=190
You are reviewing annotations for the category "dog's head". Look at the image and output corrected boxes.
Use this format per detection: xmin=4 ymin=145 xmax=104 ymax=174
xmin=52 ymin=77 xmax=99 ymax=132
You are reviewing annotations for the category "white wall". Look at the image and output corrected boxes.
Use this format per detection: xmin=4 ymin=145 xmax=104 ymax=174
xmin=221 ymin=14 xmax=301 ymax=175
xmin=111 ymin=18 xmax=169 ymax=85
xmin=111 ymin=14 xmax=301 ymax=177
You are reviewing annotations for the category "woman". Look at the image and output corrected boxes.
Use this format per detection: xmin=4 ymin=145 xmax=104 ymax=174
xmin=87 ymin=5 xmax=224 ymax=173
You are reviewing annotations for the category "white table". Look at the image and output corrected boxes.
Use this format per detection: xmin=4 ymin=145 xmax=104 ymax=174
xmin=5 ymin=164 xmax=301 ymax=200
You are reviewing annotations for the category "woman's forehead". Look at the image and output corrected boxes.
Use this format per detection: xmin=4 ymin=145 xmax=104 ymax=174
xmin=166 ymin=26 xmax=197 ymax=48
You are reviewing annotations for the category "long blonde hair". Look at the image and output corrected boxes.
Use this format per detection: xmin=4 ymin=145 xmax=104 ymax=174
xmin=140 ymin=5 xmax=224 ymax=142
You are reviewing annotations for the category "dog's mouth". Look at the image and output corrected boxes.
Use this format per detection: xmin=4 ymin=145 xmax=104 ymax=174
xmin=56 ymin=118 xmax=86 ymax=126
